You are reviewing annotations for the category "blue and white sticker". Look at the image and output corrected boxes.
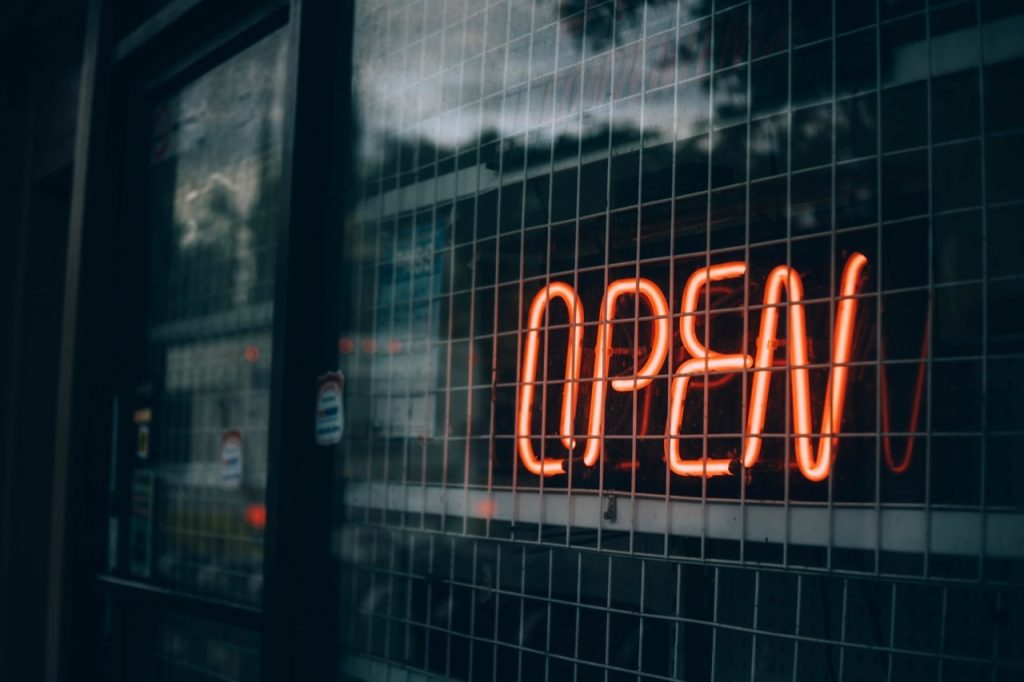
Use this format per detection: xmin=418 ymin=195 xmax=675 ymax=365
xmin=316 ymin=372 xmax=344 ymax=446
xmin=220 ymin=429 xmax=243 ymax=489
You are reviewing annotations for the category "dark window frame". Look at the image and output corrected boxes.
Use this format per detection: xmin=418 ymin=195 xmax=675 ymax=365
xmin=58 ymin=0 xmax=354 ymax=680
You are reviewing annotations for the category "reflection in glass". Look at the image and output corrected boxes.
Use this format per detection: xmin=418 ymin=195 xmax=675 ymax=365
xmin=143 ymin=29 xmax=288 ymax=604
xmin=338 ymin=1 xmax=1024 ymax=679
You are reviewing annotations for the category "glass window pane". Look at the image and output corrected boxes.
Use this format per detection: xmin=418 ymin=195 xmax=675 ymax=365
xmin=138 ymin=29 xmax=288 ymax=606
xmin=337 ymin=1 xmax=1024 ymax=679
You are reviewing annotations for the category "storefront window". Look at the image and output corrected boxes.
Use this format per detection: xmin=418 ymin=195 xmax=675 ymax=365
xmin=137 ymin=27 xmax=289 ymax=606
xmin=336 ymin=1 xmax=1023 ymax=679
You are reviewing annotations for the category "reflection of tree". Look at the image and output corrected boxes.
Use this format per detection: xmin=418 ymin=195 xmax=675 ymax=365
xmin=178 ymin=173 xmax=250 ymax=314
xmin=174 ymin=76 xmax=280 ymax=314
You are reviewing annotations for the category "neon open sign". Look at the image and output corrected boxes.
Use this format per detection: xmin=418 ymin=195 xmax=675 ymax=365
xmin=516 ymin=253 xmax=870 ymax=482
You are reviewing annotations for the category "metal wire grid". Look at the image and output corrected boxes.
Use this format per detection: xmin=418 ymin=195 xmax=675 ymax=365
xmin=337 ymin=527 xmax=1024 ymax=681
xmin=340 ymin=0 xmax=1024 ymax=679
xmin=345 ymin=0 xmax=1023 ymax=563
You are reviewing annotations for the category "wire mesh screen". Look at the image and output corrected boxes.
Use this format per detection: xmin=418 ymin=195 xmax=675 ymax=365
xmin=337 ymin=528 xmax=1022 ymax=681
xmin=338 ymin=0 xmax=1024 ymax=679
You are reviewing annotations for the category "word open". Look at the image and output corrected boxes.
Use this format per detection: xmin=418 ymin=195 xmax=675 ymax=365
xmin=516 ymin=253 xmax=870 ymax=482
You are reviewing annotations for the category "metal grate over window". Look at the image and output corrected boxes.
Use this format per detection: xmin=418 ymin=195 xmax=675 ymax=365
xmin=337 ymin=0 xmax=1024 ymax=679
xmin=337 ymin=528 xmax=1022 ymax=681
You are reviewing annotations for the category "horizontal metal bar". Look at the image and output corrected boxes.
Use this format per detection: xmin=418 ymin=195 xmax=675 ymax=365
xmin=95 ymin=574 xmax=262 ymax=630
xmin=148 ymin=302 xmax=273 ymax=344
xmin=111 ymin=0 xmax=286 ymax=65
xmin=112 ymin=0 xmax=209 ymax=62
xmin=138 ymin=0 xmax=288 ymax=95
xmin=343 ymin=482 xmax=1024 ymax=559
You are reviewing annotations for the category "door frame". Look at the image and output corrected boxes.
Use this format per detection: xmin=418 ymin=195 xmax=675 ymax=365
xmin=52 ymin=0 xmax=354 ymax=679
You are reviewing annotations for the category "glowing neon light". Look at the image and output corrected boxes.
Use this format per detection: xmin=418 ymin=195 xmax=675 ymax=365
xmin=515 ymin=253 xmax=874 ymax=482
xmin=581 ymin=278 xmax=671 ymax=467
xmin=666 ymin=356 xmax=749 ymax=476
xmin=516 ymin=282 xmax=584 ymax=476
xmin=741 ymin=253 xmax=868 ymax=481
xmin=679 ymin=262 xmax=748 ymax=360
xmin=667 ymin=263 xmax=752 ymax=477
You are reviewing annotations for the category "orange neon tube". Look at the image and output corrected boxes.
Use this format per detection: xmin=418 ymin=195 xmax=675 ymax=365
xmin=666 ymin=264 xmax=752 ymax=476
xmin=741 ymin=253 xmax=869 ymax=481
xmin=665 ymin=356 xmax=750 ymax=476
xmin=581 ymin=278 xmax=670 ymax=468
xmin=881 ymin=317 xmax=930 ymax=474
xmin=516 ymin=282 xmax=584 ymax=476
xmin=680 ymin=262 xmax=747 ymax=359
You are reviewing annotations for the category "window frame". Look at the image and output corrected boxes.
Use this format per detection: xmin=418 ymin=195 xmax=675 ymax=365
xmin=58 ymin=0 xmax=355 ymax=679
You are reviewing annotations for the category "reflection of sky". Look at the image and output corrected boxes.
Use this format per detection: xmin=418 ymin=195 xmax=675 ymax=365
xmin=354 ymin=2 xmax=696 ymax=170
xmin=352 ymin=1 xmax=1024 ymax=182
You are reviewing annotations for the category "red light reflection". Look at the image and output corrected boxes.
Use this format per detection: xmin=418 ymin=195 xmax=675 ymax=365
xmin=741 ymin=253 xmax=868 ymax=481
xmin=474 ymin=498 xmax=498 ymax=518
xmin=243 ymin=345 xmax=261 ymax=363
xmin=880 ymin=316 xmax=930 ymax=474
xmin=244 ymin=503 xmax=266 ymax=530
